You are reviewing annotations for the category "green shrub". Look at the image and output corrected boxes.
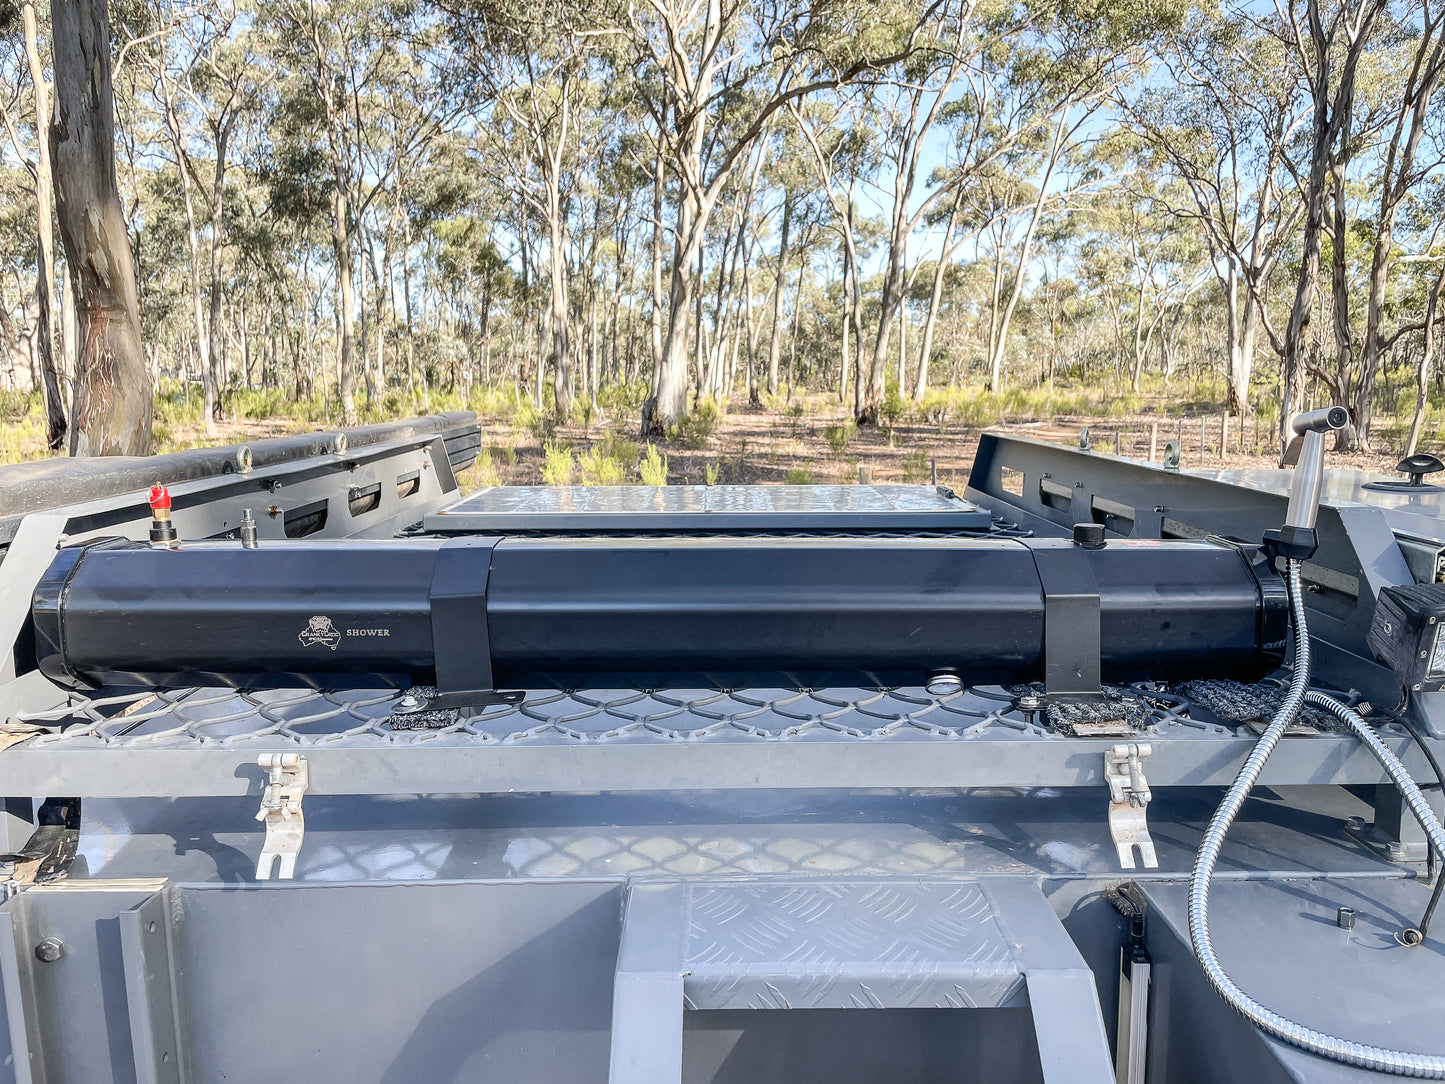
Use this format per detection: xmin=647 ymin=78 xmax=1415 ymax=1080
xmin=705 ymin=461 xmax=721 ymax=486
xmin=578 ymin=431 xmax=637 ymax=486
xmin=881 ymin=384 xmax=907 ymax=440
xmin=468 ymin=448 xmax=502 ymax=489
xmin=784 ymin=467 xmax=814 ymax=484
xmin=467 ymin=385 xmax=514 ymax=417
xmin=901 ymin=448 xmax=930 ymax=483
xmin=669 ymin=398 xmax=721 ymax=449
xmin=597 ymin=380 xmax=650 ymax=414
xmin=639 ymin=443 xmax=669 ymax=485
xmin=514 ymin=397 xmax=555 ymax=441
xmin=541 ymin=440 xmax=575 ymax=486
xmin=823 ymin=420 xmax=855 ymax=454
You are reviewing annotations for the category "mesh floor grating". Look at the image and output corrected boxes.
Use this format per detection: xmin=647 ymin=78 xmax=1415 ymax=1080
xmin=8 ymin=679 xmax=1231 ymax=750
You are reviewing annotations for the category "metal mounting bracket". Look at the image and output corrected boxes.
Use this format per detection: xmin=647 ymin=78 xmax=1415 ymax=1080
xmin=1105 ymin=743 xmax=1158 ymax=870
xmin=255 ymin=753 xmax=308 ymax=880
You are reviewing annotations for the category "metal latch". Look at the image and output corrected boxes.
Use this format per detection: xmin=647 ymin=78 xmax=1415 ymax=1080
xmin=255 ymin=753 xmax=308 ymax=880
xmin=1105 ymin=743 xmax=1158 ymax=870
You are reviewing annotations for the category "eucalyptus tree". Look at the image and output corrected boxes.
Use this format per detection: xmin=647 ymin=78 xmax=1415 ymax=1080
xmin=792 ymin=96 xmax=878 ymax=407
xmin=855 ymin=4 xmax=975 ymax=421
xmin=0 ymin=0 xmax=65 ymax=445
xmin=1127 ymin=12 xmax=1307 ymax=415
xmin=155 ymin=1 xmax=269 ymax=427
xmin=51 ymin=0 xmax=151 ymax=454
xmin=445 ymin=0 xmax=594 ymax=416
xmin=619 ymin=0 xmax=954 ymax=432
xmin=1347 ymin=0 xmax=1445 ymax=447
xmin=263 ymin=0 xmax=466 ymax=424
xmin=1078 ymin=176 xmax=1209 ymax=388
xmin=1271 ymin=0 xmax=1391 ymax=448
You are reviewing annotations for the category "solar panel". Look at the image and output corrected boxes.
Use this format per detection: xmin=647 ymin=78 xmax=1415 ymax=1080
xmin=425 ymin=483 xmax=993 ymax=532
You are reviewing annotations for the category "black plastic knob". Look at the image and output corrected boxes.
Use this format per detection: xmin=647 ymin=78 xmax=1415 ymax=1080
xmin=1072 ymin=522 xmax=1106 ymax=549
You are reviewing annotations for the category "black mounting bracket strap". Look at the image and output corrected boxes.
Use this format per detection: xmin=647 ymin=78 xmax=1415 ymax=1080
xmin=1025 ymin=542 xmax=1103 ymax=696
xmin=426 ymin=537 xmax=521 ymax=708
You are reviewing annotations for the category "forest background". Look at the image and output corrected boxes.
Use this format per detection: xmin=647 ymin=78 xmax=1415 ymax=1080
xmin=2 ymin=0 xmax=1444 ymax=486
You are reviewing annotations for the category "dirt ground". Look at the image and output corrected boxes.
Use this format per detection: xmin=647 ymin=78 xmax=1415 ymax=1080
xmin=9 ymin=392 xmax=1415 ymax=485
xmin=468 ymin=396 xmax=1409 ymax=492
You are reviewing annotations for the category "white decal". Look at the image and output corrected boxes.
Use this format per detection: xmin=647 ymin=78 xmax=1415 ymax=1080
xmin=298 ymin=616 xmax=341 ymax=650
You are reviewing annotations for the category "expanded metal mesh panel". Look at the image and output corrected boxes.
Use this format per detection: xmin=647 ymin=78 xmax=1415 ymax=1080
xmin=9 ymin=679 xmax=1227 ymax=750
xmin=425 ymin=483 xmax=993 ymax=531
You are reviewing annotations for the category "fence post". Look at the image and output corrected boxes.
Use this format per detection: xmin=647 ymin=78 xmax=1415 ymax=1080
xmin=1149 ymin=421 xmax=1158 ymax=461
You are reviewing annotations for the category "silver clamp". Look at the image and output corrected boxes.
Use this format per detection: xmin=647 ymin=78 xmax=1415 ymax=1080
xmin=255 ymin=753 xmax=308 ymax=880
xmin=1106 ymin=743 xmax=1158 ymax=870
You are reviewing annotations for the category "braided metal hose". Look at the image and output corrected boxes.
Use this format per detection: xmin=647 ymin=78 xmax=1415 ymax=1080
xmin=1189 ymin=559 xmax=1445 ymax=1078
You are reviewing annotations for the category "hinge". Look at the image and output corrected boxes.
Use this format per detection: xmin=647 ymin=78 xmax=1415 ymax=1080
xmin=1105 ymin=742 xmax=1158 ymax=870
xmin=255 ymin=753 xmax=308 ymax=880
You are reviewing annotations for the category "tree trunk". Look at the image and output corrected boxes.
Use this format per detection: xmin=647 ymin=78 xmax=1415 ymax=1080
xmin=50 ymin=0 xmax=151 ymax=456
xmin=1405 ymin=264 xmax=1445 ymax=457
xmin=988 ymin=111 xmax=1068 ymax=391
xmin=330 ymin=187 xmax=358 ymax=425
xmin=986 ymin=232 xmax=1007 ymax=391
xmin=914 ymin=191 xmax=961 ymax=401
xmin=650 ymin=206 xmax=701 ymax=432
xmin=206 ymin=118 xmax=233 ymax=424
xmin=160 ymin=73 xmax=215 ymax=437
xmin=649 ymin=141 xmax=665 ymax=386
xmin=766 ymin=194 xmax=791 ymax=397
xmin=21 ymin=0 xmax=65 ymax=448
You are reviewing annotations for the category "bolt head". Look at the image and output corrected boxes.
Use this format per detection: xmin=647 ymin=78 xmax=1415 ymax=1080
xmin=34 ymin=937 xmax=64 ymax=963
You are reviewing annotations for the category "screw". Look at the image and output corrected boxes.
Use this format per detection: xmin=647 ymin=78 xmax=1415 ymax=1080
xmin=1345 ymin=815 xmax=1366 ymax=831
xmin=34 ymin=937 xmax=64 ymax=963
xmin=397 ymin=694 xmax=421 ymax=710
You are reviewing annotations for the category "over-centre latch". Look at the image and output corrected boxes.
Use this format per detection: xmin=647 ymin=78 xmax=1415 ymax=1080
xmin=255 ymin=753 xmax=308 ymax=880
xmin=1105 ymin=742 xmax=1158 ymax=870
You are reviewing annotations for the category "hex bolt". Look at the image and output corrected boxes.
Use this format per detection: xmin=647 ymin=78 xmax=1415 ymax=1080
xmin=1337 ymin=906 xmax=1356 ymax=931
xmin=34 ymin=937 xmax=64 ymax=963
